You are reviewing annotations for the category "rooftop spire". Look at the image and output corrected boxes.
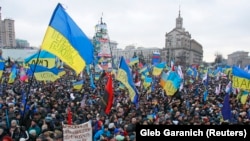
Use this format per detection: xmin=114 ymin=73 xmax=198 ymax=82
xmin=178 ymin=5 xmax=181 ymax=17
xmin=176 ymin=5 xmax=183 ymax=29
xmin=0 ymin=6 xmax=1 ymax=20
xmin=100 ymin=12 xmax=103 ymax=24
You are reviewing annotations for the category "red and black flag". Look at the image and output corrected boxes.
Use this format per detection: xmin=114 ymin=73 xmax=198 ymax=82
xmin=100 ymin=73 xmax=114 ymax=115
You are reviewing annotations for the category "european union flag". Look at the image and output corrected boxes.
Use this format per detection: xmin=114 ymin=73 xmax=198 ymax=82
xmin=221 ymin=93 xmax=231 ymax=121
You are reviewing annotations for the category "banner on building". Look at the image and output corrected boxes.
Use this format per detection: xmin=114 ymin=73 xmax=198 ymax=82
xmin=63 ymin=121 xmax=92 ymax=141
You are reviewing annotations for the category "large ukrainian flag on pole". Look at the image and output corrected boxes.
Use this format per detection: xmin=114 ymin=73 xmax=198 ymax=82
xmin=116 ymin=56 xmax=139 ymax=105
xmin=40 ymin=3 xmax=94 ymax=74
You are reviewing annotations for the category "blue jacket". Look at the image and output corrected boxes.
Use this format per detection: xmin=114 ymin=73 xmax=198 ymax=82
xmin=94 ymin=126 xmax=111 ymax=141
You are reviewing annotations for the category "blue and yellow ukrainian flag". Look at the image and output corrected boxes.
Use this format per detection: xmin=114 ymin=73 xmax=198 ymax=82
xmin=30 ymin=64 xmax=59 ymax=82
xmin=161 ymin=71 xmax=182 ymax=96
xmin=139 ymin=66 xmax=149 ymax=76
xmin=118 ymin=83 xmax=126 ymax=90
xmin=129 ymin=57 xmax=139 ymax=66
xmin=240 ymin=90 xmax=249 ymax=105
xmin=143 ymin=76 xmax=152 ymax=89
xmin=0 ymin=60 xmax=5 ymax=79
xmin=116 ymin=56 xmax=139 ymax=105
xmin=58 ymin=69 xmax=66 ymax=77
xmin=73 ymin=80 xmax=84 ymax=90
xmin=186 ymin=67 xmax=194 ymax=76
xmin=159 ymin=72 xmax=168 ymax=88
xmin=40 ymin=3 xmax=94 ymax=74
xmin=139 ymin=66 xmax=147 ymax=73
xmin=95 ymin=74 xmax=100 ymax=80
xmin=232 ymin=66 xmax=250 ymax=90
xmin=98 ymin=57 xmax=104 ymax=63
xmin=24 ymin=50 xmax=56 ymax=68
xmin=8 ymin=65 xmax=17 ymax=84
xmin=141 ymin=73 xmax=146 ymax=80
xmin=152 ymin=62 xmax=165 ymax=76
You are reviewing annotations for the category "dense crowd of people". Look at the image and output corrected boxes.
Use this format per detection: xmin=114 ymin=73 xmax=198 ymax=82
xmin=0 ymin=54 xmax=249 ymax=141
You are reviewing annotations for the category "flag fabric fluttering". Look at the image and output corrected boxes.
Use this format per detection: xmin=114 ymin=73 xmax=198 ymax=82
xmin=171 ymin=60 xmax=175 ymax=71
xmin=221 ymin=92 xmax=232 ymax=121
xmin=95 ymin=74 xmax=100 ymax=80
xmin=19 ymin=67 xmax=28 ymax=82
xmin=73 ymin=80 xmax=84 ymax=90
xmin=203 ymin=71 xmax=209 ymax=102
xmin=90 ymin=73 xmax=96 ymax=89
xmin=139 ymin=66 xmax=149 ymax=76
xmin=232 ymin=66 xmax=250 ymax=90
xmin=24 ymin=50 xmax=56 ymax=68
xmin=152 ymin=62 xmax=165 ymax=76
xmin=151 ymin=52 xmax=160 ymax=65
xmin=225 ymin=81 xmax=232 ymax=94
xmin=40 ymin=3 xmax=94 ymax=75
xmin=160 ymin=71 xmax=182 ymax=96
xmin=244 ymin=65 xmax=250 ymax=73
xmin=143 ymin=76 xmax=152 ymax=89
xmin=239 ymin=90 xmax=249 ymax=105
xmin=129 ymin=57 xmax=139 ymax=66
xmin=203 ymin=90 xmax=208 ymax=102
xmin=101 ymin=74 xmax=113 ymax=115
xmin=116 ymin=56 xmax=139 ymax=106
xmin=0 ymin=60 xmax=5 ymax=79
xmin=177 ymin=65 xmax=184 ymax=91
xmin=67 ymin=108 xmax=73 ymax=125
xmin=58 ymin=69 xmax=66 ymax=77
xmin=8 ymin=65 xmax=17 ymax=84
xmin=29 ymin=64 xmax=59 ymax=82
xmin=159 ymin=72 xmax=169 ymax=90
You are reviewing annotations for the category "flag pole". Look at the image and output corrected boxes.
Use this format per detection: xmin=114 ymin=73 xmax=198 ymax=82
xmin=21 ymin=48 xmax=42 ymax=126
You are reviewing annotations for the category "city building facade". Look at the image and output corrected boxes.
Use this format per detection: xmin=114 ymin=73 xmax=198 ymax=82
xmin=227 ymin=51 xmax=250 ymax=67
xmin=112 ymin=45 xmax=161 ymax=65
xmin=0 ymin=7 xmax=16 ymax=48
xmin=164 ymin=10 xmax=203 ymax=66
xmin=16 ymin=39 xmax=30 ymax=48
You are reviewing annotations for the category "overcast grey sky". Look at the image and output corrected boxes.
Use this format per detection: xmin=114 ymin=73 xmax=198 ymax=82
xmin=1 ymin=0 xmax=250 ymax=62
